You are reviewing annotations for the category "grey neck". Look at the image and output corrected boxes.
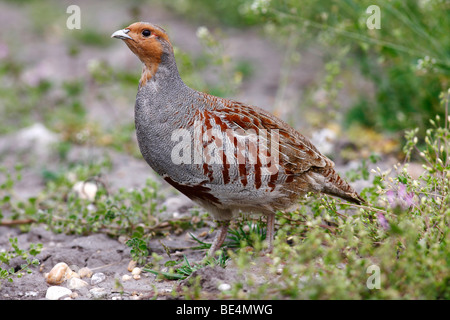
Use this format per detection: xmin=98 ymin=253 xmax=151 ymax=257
xmin=139 ymin=51 xmax=187 ymax=92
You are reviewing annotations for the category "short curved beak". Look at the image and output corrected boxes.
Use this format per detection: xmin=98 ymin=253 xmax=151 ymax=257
xmin=111 ymin=29 xmax=133 ymax=40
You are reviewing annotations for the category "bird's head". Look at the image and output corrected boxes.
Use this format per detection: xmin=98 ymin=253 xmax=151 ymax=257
xmin=111 ymin=22 xmax=173 ymax=84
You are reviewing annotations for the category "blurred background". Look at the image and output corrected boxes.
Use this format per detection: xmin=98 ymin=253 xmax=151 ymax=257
xmin=0 ymin=0 xmax=449 ymax=175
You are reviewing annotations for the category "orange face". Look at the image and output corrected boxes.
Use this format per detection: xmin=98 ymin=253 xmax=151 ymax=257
xmin=113 ymin=22 xmax=171 ymax=63
xmin=112 ymin=22 xmax=172 ymax=85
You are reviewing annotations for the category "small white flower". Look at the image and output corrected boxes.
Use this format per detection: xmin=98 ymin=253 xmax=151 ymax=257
xmin=250 ymin=0 xmax=271 ymax=13
xmin=196 ymin=26 xmax=210 ymax=40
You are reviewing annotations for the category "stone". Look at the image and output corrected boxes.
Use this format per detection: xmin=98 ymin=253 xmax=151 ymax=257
xmin=67 ymin=277 xmax=89 ymax=290
xmin=91 ymin=272 xmax=106 ymax=285
xmin=73 ymin=181 xmax=98 ymax=201
xmin=122 ymin=274 xmax=132 ymax=281
xmin=0 ymin=123 xmax=59 ymax=159
xmin=131 ymin=267 xmax=141 ymax=276
xmin=127 ymin=260 xmax=137 ymax=272
xmin=78 ymin=267 xmax=93 ymax=278
xmin=90 ymin=287 xmax=107 ymax=299
xmin=24 ymin=291 xmax=38 ymax=297
xmin=46 ymin=262 xmax=71 ymax=285
xmin=218 ymin=283 xmax=231 ymax=291
xmin=70 ymin=292 xmax=79 ymax=299
xmin=45 ymin=286 xmax=72 ymax=300
xmin=65 ymin=270 xmax=80 ymax=280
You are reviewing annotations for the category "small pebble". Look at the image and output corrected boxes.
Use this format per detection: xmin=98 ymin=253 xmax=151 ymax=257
xmin=91 ymin=272 xmax=106 ymax=285
xmin=73 ymin=181 xmax=98 ymax=201
xmin=78 ymin=267 xmax=93 ymax=278
xmin=131 ymin=267 xmax=141 ymax=276
xmin=45 ymin=286 xmax=72 ymax=300
xmin=67 ymin=277 xmax=89 ymax=290
xmin=133 ymin=274 xmax=141 ymax=280
xmin=65 ymin=270 xmax=80 ymax=280
xmin=127 ymin=260 xmax=137 ymax=272
xmin=122 ymin=274 xmax=132 ymax=281
xmin=131 ymin=291 xmax=142 ymax=300
xmin=90 ymin=287 xmax=107 ymax=299
xmin=46 ymin=262 xmax=71 ymax=285
xmin=218 ymin=283 xmax=231 ymax=291
xmin=25 ymin=291 xmax=38 ymax=297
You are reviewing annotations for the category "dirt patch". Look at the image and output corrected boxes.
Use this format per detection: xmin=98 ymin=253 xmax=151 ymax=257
xmin=0 ymin=224 xmax=215 ymax=300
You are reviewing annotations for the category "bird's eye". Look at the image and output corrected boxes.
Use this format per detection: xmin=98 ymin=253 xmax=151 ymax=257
xmin=142 ymin=29 xmax=152 ymax=37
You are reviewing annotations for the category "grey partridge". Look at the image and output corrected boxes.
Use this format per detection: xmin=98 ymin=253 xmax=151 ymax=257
xmin=111 ymin=22 xmax=364 ymax=256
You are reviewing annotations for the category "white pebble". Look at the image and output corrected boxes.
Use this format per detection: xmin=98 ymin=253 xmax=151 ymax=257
xmin=218 ymin=283 xmax=231 ymax=291
xmin=45 ymin=286 xmax=72 ymax=300
xmin=67 ymin=277 xmax=89 ymax=289
xmin=122 ymin=274 xmax=132 ymax=281
xmin=90 ymin=287 xmax=107 ymax=299
xmin=91 ymin=272 xmax=106 ymax=285
xmin=73 ymin=181 xmax=98 ymax=201
xmin=131 ymin=267 xmax=141 ymax=276
xmin=131 ymin=293 xmax=142 ymax=300
xmin=25 ymin=291 xmax=38 ymax=297
xmin=133 ymin=274 xmax=141 ymax=280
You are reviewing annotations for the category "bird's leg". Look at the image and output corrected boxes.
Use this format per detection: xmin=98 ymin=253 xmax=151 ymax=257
xmin=208 ymin=220 xmax=230 ymax=257
xmin=265 ymin=213 xmax=275 ymax=253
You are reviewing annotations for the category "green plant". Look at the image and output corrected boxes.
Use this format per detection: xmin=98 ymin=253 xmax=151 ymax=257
xmin=226 ymin=219 xmax=266 ymax=249
xmin=0 ymin=238 xmax=42 ymax=289
xmin=126 ymin=237 xmax=150 ymax=265
xmin=143 ymin=254 xmax=228 ymax=281
xmin=188 ymin=218 xmax=267 ymax=252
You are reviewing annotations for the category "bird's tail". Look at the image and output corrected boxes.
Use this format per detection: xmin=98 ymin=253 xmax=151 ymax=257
xmin=314 ymin=167 xmax=364 ymax=205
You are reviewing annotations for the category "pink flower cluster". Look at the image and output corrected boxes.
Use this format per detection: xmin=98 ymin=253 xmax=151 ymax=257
xmin=386 ymin=183 xmax=416 ymax=209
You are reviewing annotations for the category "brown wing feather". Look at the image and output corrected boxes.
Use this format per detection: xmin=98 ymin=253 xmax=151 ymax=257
xmin=211 ymin=98 xmax=334 ymax=174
